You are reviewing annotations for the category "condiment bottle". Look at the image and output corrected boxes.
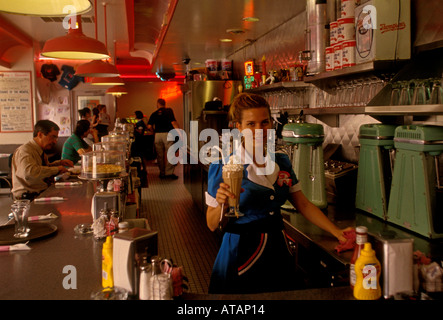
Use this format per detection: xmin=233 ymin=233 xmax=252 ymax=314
xmin=353 ymin=242 xmax=382 ymax=300
xmin=102 ymin=236 xmax=114 ymax=291
xmin=139 ymin=257 xmax=151 ymax=300
xmin=107 ymin=209 xmax=119 ymax=236
xmin=350 ymin=226 xmax=368 ymax=288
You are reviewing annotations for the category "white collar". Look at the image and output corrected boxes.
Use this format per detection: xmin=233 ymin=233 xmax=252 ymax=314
xmin=234 ymin=145 xmax=279 ymax=190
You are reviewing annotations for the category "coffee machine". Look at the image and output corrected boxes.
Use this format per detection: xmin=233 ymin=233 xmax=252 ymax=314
xmin=282 ymin=116 xmax=327 ymax=209
xmin=387 ymin=125 xmax=443 ymax=239
xmin=355 ymin=124 xmax=397 ymax=219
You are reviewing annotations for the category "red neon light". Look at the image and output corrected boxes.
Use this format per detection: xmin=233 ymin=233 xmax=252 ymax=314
xmin=160 ymin=85 xmax=181 ymax=99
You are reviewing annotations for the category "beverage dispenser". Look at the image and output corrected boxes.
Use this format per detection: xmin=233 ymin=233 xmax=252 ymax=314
xmin=355 ymin=124 xmax=396 ymax=219
xmin=282 ymin=117 xmax=327 ymax=209
xmin=387 ymin=125 xmax=443 ymax=239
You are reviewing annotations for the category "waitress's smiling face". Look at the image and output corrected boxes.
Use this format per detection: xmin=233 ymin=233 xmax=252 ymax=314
xmin=236 ymin=107 xmax=272 ymax=149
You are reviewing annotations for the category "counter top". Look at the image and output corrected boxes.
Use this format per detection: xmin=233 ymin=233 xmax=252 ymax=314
xmin=0 ymin=180 xmax=103 ymax=300
xmin=282 ymin=205 xmax=443 ymax=269
xmin=183 ymin=286 xmax=354 ymax=300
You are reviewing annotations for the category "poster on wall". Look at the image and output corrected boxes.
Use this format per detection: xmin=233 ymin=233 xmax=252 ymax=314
xmin=77 ymin=95 xmax=103 ymax=117
xmin=41 ymin=95 xmax=71 ymax=137
xmin=0 ymin=71 xmax=33 ymax=132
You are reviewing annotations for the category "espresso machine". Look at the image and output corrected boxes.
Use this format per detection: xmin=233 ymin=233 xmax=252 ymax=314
xmin=282 ymin=116 xmax=327 ymax=209
xmin=355 ymin=123 xmax=397 ymax=220
xmin=387 ymin=125 xmax=443 ymax=239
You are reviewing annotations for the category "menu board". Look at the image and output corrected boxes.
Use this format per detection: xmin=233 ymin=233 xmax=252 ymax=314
xmin=0 ymin=71 xmax=33 ymax=132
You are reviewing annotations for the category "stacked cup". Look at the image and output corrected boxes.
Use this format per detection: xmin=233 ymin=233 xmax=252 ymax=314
xmin=11 ymin=199 xmax=31 ymax=238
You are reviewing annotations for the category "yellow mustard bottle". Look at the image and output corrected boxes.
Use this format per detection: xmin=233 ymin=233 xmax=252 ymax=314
xmin=353 ymin=242 xmax=382 ymax=300
xmin=102 ymin=236 xmax=114 ymax=290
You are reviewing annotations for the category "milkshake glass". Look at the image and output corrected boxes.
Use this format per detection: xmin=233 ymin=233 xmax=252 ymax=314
xmin=222 ymin=156 xmax=244 ymax=218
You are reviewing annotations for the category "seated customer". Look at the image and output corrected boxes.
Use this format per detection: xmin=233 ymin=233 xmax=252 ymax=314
xmin=11 ymin=120 xmax=74 ymax=200
xmin=62 ymin=120 xmax=93 ymax=165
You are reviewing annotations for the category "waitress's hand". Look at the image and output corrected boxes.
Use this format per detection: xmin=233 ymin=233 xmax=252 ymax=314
xmin=335 ymin=226 xmax=355 ymax=243
xmin=215 ymin=182 xmax=244 ymax=207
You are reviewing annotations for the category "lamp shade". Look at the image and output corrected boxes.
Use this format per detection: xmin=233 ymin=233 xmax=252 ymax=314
xmin=41 ymin=16 xmax=110 ymax=60
xmin=90 ymin=76 xmax=125 ymax=85
xmin=106 ymin=85 xmax=128 ymax=96
xmin=76 ymin=60 xmax=120 ymax=77
xmin=0 ymin=0 xmax=92 ymax=17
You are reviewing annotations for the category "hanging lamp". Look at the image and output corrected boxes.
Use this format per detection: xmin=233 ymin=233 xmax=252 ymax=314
xmin=90 ymin=76 xmax=124 ymax=85
xmin=75 ymin=2 xmax=119 ymax=77
xmin=106 ymin=85 xmax=128 ymax=97
xmin=0 ymin=0 xmax=92 ymax=16
xmin=41 ymin=15 xmax=110 ymax=60
xmin=75 ymin=59 xmax=120 ymax=77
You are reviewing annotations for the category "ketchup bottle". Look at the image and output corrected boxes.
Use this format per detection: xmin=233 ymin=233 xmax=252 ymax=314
xmin=350 ymin=226 xmax=368 ymax=288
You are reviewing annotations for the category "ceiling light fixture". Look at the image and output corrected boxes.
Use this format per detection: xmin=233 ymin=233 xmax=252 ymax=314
xmin=219 ymin=38 xmax=233 ymax=43
xmin=41 ymin=15 xmax=110 ymax=60
xmin=226 ymin=28 xmax=245 ymax=35
xmin=106 ymin=85 xmax=127 ymax=97
xmin=75 ymin=60 xmax=120 ymax=77
xmin=75 ymin=3 xmax=119 ymax=77
xmin=90 ymin=76 xmax=124 ymax=85
xmin=242 ymin=17 xmax=260 ymax=22
xmin=0 ymin=0 xmax=92 ymax=17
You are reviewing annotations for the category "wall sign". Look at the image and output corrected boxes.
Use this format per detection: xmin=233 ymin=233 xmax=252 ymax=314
xmin=0 ymin=71 xmax=33 ymax=132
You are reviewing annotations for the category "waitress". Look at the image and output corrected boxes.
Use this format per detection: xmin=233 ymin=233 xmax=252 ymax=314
xmin=205 ymin=92 xmax=352 ymax=294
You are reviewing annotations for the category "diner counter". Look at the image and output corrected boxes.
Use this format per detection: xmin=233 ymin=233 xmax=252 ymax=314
xmin=0 ymin=180 xmax=103 ymax=300
xmin=1 ymin=177 xmax=441 ymax=300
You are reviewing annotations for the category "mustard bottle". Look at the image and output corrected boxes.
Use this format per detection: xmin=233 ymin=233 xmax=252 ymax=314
xmin=102 ymin=236 xmax=114 ymax=290
xmin=353 ymin=242 xmax=382 ymax=300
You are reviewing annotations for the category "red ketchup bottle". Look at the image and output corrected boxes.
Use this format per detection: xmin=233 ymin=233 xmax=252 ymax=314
xmin=350 ymin=226 xmax=368 ymax=288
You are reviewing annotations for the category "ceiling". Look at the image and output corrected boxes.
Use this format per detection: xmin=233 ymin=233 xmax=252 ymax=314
xmin=0 ymin=0 xmax=306 ymax=82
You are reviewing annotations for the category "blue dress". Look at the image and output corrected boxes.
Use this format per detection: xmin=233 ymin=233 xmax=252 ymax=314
xmin=206 ymin=151 xmax=305 ymax=294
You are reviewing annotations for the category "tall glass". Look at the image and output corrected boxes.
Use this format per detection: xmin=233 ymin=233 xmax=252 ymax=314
xmin=222 ymin=169 xmax=244 ymax=218
xmin=412 ymin=80 xmax=427 ymax=105
xmin=390 ymin=82 xmax=400 ymax=106
xmin=399 ymin=80 xmax=412 ymax=105
xmin=12 ymin=201 xmax=30 ymax=238
xmin=430 ymin=78 xmax=443 ymax=104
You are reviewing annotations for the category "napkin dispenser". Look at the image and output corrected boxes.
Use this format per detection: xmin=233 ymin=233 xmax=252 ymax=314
xmin=113 ymin=228 xmax=158 ymax=297
xmin=369 ymin=231 xmax=414 ymax=299
xmin=91 ymin=191 xmax=120 ymax=220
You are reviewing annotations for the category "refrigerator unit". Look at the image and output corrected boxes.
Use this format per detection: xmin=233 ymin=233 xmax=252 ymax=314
xmin=183 ymin=80 xmax=242 ymax=149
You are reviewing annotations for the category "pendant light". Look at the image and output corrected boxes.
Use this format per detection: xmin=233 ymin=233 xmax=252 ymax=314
xmin=75 ymin=59 xmax=119 ymax=77
xmin=41 ymin=15 xmax=110 ymax=60
xmin=90 ymin=76 xmax=124 ymax=85
xmin=106 ymin=85 xmax=127 ymax=97
xmin=0 ymin=0 xmax=92 ymax=17
xmin=75 ymin=3 xmax=119 ymax=77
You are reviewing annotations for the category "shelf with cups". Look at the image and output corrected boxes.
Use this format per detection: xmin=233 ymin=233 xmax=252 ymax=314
xmin=303 ymin=60 xmax=407 ymax=91
xmin=246 ymin=81 xmax=315 ymax=93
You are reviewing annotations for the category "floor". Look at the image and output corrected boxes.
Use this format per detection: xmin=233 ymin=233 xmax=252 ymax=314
xmin=139 ymin=161 xmax=220 ymax=294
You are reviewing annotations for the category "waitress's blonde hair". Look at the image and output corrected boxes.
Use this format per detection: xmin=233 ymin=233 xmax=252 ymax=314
xmin=229 ymin=92 xmax=271 ymax=125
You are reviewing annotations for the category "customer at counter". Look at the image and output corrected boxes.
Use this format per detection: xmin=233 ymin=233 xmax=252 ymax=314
xmin=11 ymin=120 xmax=74 ymax=200
xmin=205 ymin=92 xmax=353 ymax=294
xmin=61 ymin=120 xmax=94 ymax=165
xmin=78 ymin=107 xmax=99 ymax=146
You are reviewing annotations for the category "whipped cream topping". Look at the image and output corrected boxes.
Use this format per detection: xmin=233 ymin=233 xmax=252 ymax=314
xmin=222 ymin=155 xmax=243 ymax=172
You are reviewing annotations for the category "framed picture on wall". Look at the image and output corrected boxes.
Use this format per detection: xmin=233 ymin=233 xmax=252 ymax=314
xmin=77 ymin=95 xmax=104 ymax=118
xmin=0 ymin=71 xmax=34 ymax=132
